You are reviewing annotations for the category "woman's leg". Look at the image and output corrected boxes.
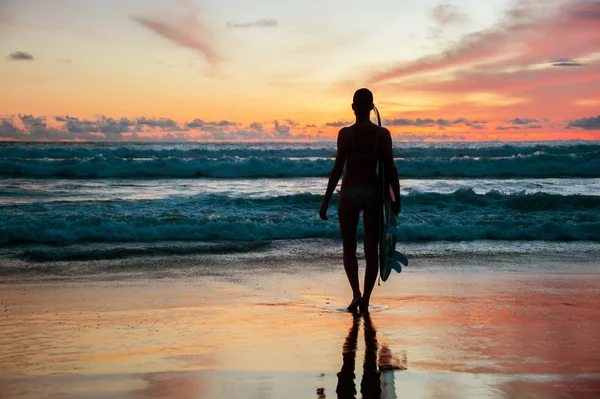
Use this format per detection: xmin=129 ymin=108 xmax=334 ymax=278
xmin=361 ymin=197 xmax=380 ymax=312
xmin=336 ymin=313 xmax=360 ymax=397
xmin=361 ymin=313 xmax=382 ymax=397
xmin=338 ymin=193 xmax=361 ymax=308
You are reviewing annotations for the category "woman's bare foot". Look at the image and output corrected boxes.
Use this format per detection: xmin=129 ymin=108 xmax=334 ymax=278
xmin=347 ymin=297 xmax=361 ymax=313
xmin=359 ymin=299 xmax=369 ymax=314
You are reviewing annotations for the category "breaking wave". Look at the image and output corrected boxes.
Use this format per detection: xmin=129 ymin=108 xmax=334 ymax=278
xmin=1 ymin=151 xmax=599 ymax=178
xmin=1 ymin=190 xmax=598 ymax=249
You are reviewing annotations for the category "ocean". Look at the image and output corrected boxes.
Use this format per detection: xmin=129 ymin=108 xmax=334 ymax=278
xmin=1 ymin=141 xmax=599 ymax=273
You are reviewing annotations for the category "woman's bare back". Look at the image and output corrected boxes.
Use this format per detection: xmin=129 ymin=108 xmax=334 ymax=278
xmin=339 ymin=122 xmax=394 ymax=192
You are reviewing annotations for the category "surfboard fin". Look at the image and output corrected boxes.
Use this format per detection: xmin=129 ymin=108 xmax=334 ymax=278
xmin=389 ymin=260 xmax=403 ymax=274
xmin=392 ymin=251 xmax=409 ymax=267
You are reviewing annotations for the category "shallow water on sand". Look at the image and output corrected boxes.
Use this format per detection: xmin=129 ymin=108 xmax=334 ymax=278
xmin=1 ymin=258 xmax=599 ymax=398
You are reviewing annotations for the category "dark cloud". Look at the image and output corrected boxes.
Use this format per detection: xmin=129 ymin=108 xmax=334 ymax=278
xmin=325 ymin=120 xmax=352 ymax=127
xmin=0 ymin=119 xmax=22 ymax=137
xmin=567 ymin=115 xmax=600 ymax=130
xmin=457 ymin=118 xmax=489 ymax=126
xmin=186 ymin=119 xmax=205 ymax=129
xmin=551 ymin=57 xmax=585 ymax=67
xmin=14 ymin=115 xmax=72 ymax=140
xmin=137 ymin=117 xmax=180 ymax=131
xmin=0 ymin=114 xmax=488 ymax=142
xmin=552 ymin=62 xmax=585 ymax=67
xmin=7 ymin=51 xmax=33 ymax=61
xmin=507 ymin=118 xmax=538 ymax=125
xmin=227 ymin=18 xmax=277 ymax=29
xmin=50 ymin=116 xmax=138 ymax=140
xmin=496 ymin=125 xmax=523 ymax=131
xmin=273 ymin=120 xmax=291 ymax=136
xmin=215 ymin=120 xmax=238 ymax=127
xmin=431 ymin=4 xmax=468 ymax=25
xmin=60 ymin=117 xmax=96 ymax=133
xmin=552 ymin=58 xmax=577 ymax=63
xmin=185 ymin=119 xmax=238 ymax=129
xmin=495 ymin=124 xmax=542 ymax=131
xmin=383 ymin=118 xmax=479 ymax=127
xmin=20 ymin=114 xmax=47 ymax=129
xmin=1 ymin=114 xmax=267 ymax=141
xmin=385 ymin=118 xmax=434 ymax=127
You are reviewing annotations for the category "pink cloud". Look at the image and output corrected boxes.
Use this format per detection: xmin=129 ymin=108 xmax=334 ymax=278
xmin=396 ymin=65 xmax=600 ymax=95
xmin=370 ymin=0 xmax=600 ymax=85
xmin=364 ymin=0 xmax=600 ymax=130
xmin=133 ymin=0 xmax=220 ymax=69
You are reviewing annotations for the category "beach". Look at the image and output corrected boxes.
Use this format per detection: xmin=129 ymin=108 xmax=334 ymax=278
xmin=3 ymin=0 xmax=600 ymax=395
xmin=2 ymin=252 xmax=599 ymax=399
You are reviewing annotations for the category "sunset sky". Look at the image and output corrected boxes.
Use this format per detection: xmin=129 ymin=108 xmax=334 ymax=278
xmin=1 ymin=0 xmax=599 ymax=141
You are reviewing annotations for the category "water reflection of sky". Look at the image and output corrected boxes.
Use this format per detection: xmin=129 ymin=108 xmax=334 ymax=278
xmin=0 ymin=270 xmax=598 ymax=398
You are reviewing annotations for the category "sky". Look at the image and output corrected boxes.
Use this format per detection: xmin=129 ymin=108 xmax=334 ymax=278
xmin=0 ymin=0 xmax=599 ymax=142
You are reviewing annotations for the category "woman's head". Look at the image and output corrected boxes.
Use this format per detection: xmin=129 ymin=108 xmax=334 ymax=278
xmin=352 ymin=88 xmax=374 ymax=117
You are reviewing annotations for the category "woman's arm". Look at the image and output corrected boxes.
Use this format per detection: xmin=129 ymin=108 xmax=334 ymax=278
xmin=319 ymin=128 xmax=348 ymax=220
xmin=380 ymin=128 xmax=401 ymax=214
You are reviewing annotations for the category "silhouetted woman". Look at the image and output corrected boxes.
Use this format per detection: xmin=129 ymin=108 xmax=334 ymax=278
xmin=320 ymin=88 xmax=400 ymax=313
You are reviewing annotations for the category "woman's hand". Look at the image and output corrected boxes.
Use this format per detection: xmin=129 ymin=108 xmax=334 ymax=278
xmin=392 ymin=199 xmax=401 ymax=216
xmin=319 ymin=202 xmax=329 ymax=220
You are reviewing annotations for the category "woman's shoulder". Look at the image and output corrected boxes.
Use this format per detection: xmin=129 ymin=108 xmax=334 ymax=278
xmin=337 ymin=126 xmax=353 ymax=140
xmin=339 ymin=123 xmax=390 ymax=138
xmin=379 ymin=127 xmax=393 ymax=146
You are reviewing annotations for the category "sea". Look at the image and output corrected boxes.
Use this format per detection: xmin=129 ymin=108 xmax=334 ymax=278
xmin=1 ymin=141 xmax=599 ymax=276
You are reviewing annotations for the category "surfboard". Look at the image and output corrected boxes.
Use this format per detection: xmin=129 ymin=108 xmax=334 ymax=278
xmin=375 ymin=106 xmax=408 ymax=282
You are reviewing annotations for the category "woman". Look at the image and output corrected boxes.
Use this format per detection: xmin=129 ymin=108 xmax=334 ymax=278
xmin=319 ymin=88 xmax=400 ymax=313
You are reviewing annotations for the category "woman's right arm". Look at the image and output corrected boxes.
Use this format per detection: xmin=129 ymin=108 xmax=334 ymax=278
xmin=381 ymin=128 xmax=401 ymax=214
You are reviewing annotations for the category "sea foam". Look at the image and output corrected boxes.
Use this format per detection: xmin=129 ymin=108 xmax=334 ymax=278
xmin=1 ymin=190 xmax=598 ymax=247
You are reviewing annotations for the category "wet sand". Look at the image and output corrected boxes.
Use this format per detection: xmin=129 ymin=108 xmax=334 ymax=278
xmin=1 ymin=258 xmax=599 ymax=398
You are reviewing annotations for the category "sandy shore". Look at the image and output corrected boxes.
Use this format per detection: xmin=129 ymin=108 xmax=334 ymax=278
xmin=1 ymin=257 xmax=599 ymax=398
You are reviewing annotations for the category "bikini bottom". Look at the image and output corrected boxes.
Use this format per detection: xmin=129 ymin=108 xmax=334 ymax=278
xmin=340 ymin=187 xmax=379 ymax=209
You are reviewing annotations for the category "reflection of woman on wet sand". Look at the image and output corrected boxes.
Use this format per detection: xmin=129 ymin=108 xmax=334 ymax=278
xmin=336 ymin=314 xmax=401 ymax=399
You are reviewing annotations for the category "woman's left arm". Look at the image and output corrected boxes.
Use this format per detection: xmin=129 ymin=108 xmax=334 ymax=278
xmin=319 ymin=128 xmax=348 ymax=220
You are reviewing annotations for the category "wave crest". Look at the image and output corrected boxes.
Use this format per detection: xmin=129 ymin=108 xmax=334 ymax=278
xmin=1 ymin=151 xmax=599 ymax=178
xmin=1 ymin=190 xmax=598 ymax=248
